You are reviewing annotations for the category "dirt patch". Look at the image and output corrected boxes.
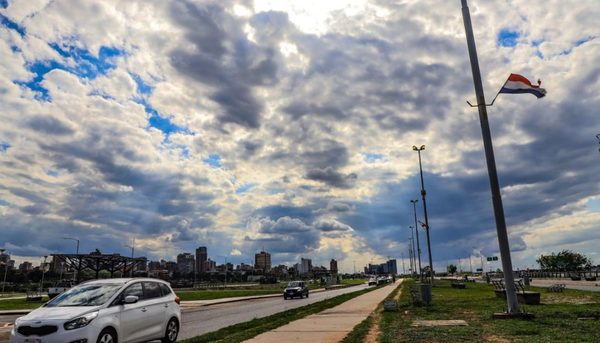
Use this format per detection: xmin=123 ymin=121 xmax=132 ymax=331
xmin=363 ymin=311 xmax=381 ymax=343
xmin=485 ymin=335 xmax=511 ymax=343
xmin=543 ymin=295 xmax=596 ymax=304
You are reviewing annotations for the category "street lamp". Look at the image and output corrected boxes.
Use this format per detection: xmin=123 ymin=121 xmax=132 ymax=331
xmin=410 ymin=199 xmax=423 ymax=280
xmin=124 ymin=238 xmax=135 ymax=277
xmin=0 ymin=249 xmax=8 ymax=295
xmin=412 ymin=145 xmax=434 ymax=284
xmin=62 ymin=237 xmax=80 ymax=254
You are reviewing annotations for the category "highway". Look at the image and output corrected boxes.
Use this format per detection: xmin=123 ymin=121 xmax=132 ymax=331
xmin=0 ymin=283 xmax=370 ymax=342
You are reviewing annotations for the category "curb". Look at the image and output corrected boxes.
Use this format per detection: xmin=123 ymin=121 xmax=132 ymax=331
xmin=0 ymin=310 xmax=32 ymax=315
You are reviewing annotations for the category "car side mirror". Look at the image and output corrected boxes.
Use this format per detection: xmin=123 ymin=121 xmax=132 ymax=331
xmin=123 ymin=295 xmax=138 ymax=304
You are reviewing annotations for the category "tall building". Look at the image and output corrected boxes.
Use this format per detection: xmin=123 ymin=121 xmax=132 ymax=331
xmin=196 ymin=246 xmax=207 ymax=273
xmin=298 ymin=258 xmax=312 ymax=274
xmin=176 ymin=253 xmax=195 ymax=274
xmin=255 ymin=250 xmax=271 ymax=271
xmin=19 ymin=261 xmax=33 ymax=272
xmin=386 ymin=259 xmax=398 ymax=275
xmin=330 ymin=259 xmax=338 ymax=274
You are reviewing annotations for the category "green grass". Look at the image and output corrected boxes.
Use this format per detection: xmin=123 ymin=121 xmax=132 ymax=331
xmin=379 ymin=279 xmax=600 ymax=343
xmin=180 ymin=287 xmax=378 ymax=343
xmin=176 ymin=289 xmax=282 ymax=301
xmin=0 ymin=297 xmax=49 ymax=310
xmin=341 ymin=278 xmax=368 ymax=285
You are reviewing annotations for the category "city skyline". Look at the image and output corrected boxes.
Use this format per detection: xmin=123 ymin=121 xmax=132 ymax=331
xmin=1 ymin=1 xmax=599 ymax=274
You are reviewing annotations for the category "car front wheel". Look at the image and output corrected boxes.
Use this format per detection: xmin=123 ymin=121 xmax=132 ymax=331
xmin=97 ymin=328 xmax=117 ymax=343
xmin=162 ymin=318 xmax=179 ymax=343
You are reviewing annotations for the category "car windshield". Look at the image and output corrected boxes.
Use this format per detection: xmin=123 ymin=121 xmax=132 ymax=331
xmin=46 ymin=283 xmax=123 ymax=307
xmin=287 ymin=281 xmax=301 ymax=287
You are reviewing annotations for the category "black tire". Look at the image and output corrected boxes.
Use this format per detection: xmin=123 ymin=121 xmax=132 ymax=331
xmin=284 ymin=295 xmax=288 ymax=300
xmin=97 ymin=328 xmax=117 ymax=343
xmin=161 ymin=317 xmax=179 ymax=343
xmin=306 ymin=292 xmax=309 ymax=298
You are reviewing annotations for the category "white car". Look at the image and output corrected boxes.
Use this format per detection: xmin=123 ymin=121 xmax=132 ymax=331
xmin=11 ymin=278 xmax=181 ymax=343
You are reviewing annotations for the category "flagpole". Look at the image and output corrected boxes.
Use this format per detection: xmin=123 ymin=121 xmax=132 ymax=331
xmin=488 ymin=76 xmax=509 ymax=106
xmin=461 ymin=0 xmax=521 ymax=315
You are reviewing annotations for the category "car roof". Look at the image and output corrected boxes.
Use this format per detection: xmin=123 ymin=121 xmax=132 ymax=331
xmin=80 ymin=278 xmax=170 ymax=286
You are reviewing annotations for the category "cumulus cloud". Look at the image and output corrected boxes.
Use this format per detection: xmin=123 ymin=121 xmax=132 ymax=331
xmin=1 ymin=0 xmax=599 ymax=271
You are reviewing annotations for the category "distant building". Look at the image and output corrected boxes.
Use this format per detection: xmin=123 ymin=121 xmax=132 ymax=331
xmin=386 ymin=259 xmax=398 ymax=275
xmin=255 ymin=250 xmax=272 ymax=272
xmin=330 ymin=259 xmax=338 ymax=274
xmin=19 ymin=261 xmax=33 ymax=272
xmin=196 ymin=246 xmax=207 ymax=273
xmin=298 ymin=258 xmax=312 ymax=274
xmin=203 ymin=259 xmax=216 ymax=272
xmin=176 ymin=253 xmax=195 ymax=274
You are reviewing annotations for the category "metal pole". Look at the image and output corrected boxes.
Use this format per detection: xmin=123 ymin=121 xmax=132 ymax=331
xmin=1 ymin=249 xmax=8 ymax=294
xmin=408 ymin=239 xmax=415 ymax=276
xmin=411 ymin=200 xmax=423 ymax=279
xmin=461 ymin=0 xmax=520 ymax=314
xmin=413 ymin=146 xmax=434 ymax=284
xmin=40 ymin=256 xmax=47 ymax=293
xmin=408 ymin=226 xmax=417 ymax=277
xmin=401 ymin=252 xmax=406 ymax=275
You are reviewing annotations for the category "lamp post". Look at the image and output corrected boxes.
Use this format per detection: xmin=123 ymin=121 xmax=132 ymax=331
xmin=410 ymin=199 xmax=423 ymax=280
xmin=124 ymin=237 xmax=135 ymax=277
xmin=407 ymin=238 xmax=415 ymax=276
xmin=1 ymin=249 xmax=8 ymax=295
xmin=412 ymin=145 xmax=434 ymax=284
xmin=408 ymin=226 xmax=417 ymax=277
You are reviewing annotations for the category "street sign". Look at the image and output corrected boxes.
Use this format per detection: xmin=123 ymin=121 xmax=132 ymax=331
xmin=486 ymin=256 xmax=499 ymax=261
xmin=476 ymin=268 xmax=483 ymax=272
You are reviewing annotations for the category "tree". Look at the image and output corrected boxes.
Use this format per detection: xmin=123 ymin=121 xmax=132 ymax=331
xmin=447 ymin=264 xmax=457 ymax=274
xmin=536 ymin=250 xmax=592 ymax=271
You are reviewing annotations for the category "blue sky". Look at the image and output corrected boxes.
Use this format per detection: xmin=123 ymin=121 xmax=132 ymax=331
xmin=1 ymin=0 xmax=599 ymax=272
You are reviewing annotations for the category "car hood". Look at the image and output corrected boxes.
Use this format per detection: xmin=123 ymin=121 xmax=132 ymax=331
xmin=20 ymin=306 xmax=99 ymax=321
xmin=285 ymin=287 xmax=301 ymax=291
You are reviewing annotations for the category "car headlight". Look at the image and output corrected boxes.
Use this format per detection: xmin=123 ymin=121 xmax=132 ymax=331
xmin=64 ymin=311 xmax=98 ymax=330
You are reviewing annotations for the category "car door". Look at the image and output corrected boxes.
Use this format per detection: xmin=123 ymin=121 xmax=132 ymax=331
xmin=117 ymin=282 xmax=149 ymax=342
xmin=141 ymin=281 xmax=167 ymax=340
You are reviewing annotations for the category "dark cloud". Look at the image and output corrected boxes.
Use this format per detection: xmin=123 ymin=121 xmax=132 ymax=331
xmin=314 ymin=218 xmax=353 ymax=232
xmin=169 ymin=1 xmax=289 ymax=129
xmin=305 ymin=167 xmax=357 ymax=189
xmin=26 ymin=115 xmax=74 ymax=135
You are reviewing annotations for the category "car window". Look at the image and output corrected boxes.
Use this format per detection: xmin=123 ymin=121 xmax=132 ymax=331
xmin=46 ymin=283 xmax=123 ymax=307
xmin=122 ymin=283 xmax=144 ymax=300
xmin=159 ymin=283 xmax=172 ymax=296
xmin=143 ymin=282 xmax=162 ymax=299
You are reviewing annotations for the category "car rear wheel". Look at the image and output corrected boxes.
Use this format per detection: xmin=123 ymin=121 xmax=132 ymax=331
xmin=161 ymin=318 xmax=179 ymax=343
xmin=97 ymin=328 xmax=117 ymax=343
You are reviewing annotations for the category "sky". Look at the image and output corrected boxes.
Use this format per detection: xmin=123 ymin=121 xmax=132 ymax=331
xmin=1 ymin=0 xmax=599 ymax=273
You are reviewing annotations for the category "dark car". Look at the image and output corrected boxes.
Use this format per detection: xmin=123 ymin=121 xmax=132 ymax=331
xmin=283 ymin=281 xmax=309 ymax=299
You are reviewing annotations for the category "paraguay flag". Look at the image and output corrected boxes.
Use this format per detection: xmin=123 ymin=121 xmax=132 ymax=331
xmin=499 ymin=73 xmax=547 ymax=98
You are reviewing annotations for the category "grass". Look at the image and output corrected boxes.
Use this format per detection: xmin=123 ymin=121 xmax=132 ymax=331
xmin=0 ymin=297 xmax=49 ymax=310
xmin=180 ymin=286 xmax=378 ymax=343
xmin=341 ymin=278 xmax=368 ymax=285
xmin=378 ymin=279 xmax=600 ymax=343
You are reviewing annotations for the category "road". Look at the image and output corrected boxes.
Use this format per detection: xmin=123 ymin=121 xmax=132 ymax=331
xmin=0 ymin=283 xmax=371 ymax=342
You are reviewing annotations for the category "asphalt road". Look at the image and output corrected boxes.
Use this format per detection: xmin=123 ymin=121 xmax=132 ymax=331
xmin=0 ymin=283 xmax=371 ymax=342
xmin=178 ymin=283 xmax=370 ymax=340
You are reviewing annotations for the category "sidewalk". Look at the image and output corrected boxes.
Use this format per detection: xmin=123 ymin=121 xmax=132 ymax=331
xmin=243 ymin=280 xmax=402 ymax=343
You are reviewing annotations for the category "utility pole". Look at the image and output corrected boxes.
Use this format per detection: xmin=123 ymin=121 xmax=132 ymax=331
xmin=410 ymin=199 xmax=423 ymax=279
xmin=461 ymin=0 xmax=520 ymax=314
xmin=401 ymin=252 xmax=406 ymax=275
xmin=412 ymin=146 xmax=434 ymax=284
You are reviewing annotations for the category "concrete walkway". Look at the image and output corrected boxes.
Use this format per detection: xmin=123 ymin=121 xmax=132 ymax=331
xmin=243 ymin=280 xmax=402 ymax=343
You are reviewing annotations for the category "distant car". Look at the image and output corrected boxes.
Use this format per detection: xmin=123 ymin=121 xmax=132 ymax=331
xmin=283 ymin=281 xmax=309 ymax=299
xmin=368 ymin=277 xmax=377 ymax=286
xmin=11 ymin=278 xmax=181 ymax=343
